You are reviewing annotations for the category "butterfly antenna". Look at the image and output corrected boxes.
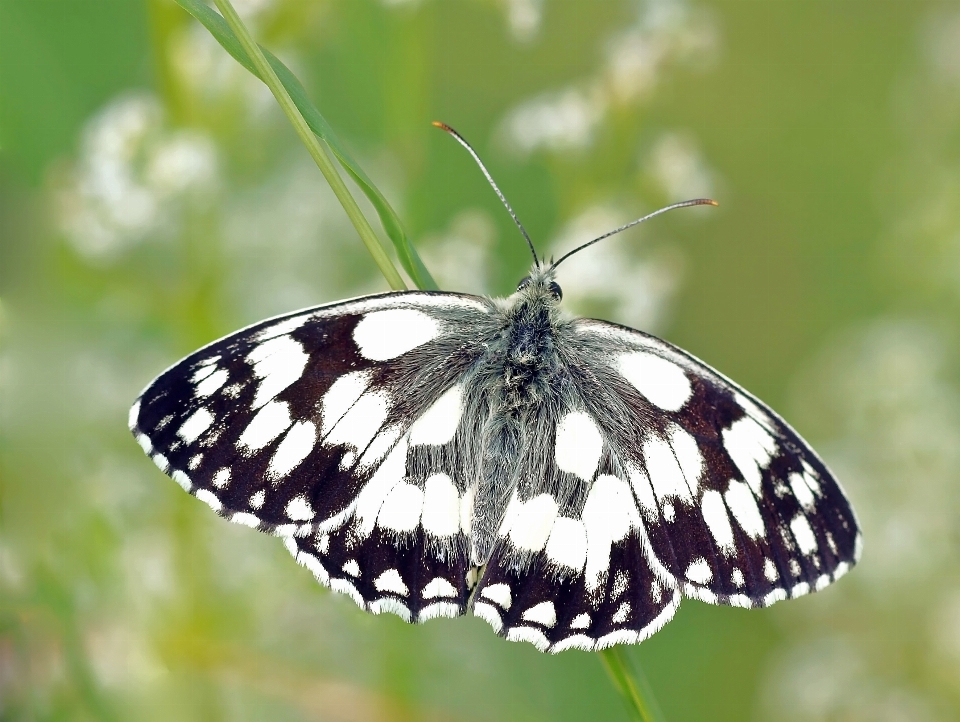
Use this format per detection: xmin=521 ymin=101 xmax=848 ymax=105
xmin=433 ymin=121 xmax=539 ymax=266
xmin=550 ymin=198 xmax=718 ymax=270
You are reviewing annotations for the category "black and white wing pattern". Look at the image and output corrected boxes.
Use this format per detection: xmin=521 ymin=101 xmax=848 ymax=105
xmin=470 ymin=317 xmax=861 ymax=653
xmin=129 ymin=292 xmax=495 ymax=623
xmin=131 ymin=284 xmax=861 ymax=654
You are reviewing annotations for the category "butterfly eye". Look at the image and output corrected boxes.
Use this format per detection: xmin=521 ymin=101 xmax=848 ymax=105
xmin=516 ymin=276 xmax=531 ymax=292
xmin=548 ymin=281 xmax=563 ymax=300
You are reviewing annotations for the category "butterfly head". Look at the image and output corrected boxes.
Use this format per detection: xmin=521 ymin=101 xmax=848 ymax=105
xmin=514 ymin=264 xmax=563 ymax=305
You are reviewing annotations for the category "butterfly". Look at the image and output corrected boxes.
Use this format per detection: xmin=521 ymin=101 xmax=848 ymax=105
xmin=129 ymin=122 xmax=861 ymax=653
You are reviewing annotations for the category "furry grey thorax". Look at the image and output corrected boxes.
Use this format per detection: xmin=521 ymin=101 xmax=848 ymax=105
xmin=468 ymin=263 xmax=572 ymax=568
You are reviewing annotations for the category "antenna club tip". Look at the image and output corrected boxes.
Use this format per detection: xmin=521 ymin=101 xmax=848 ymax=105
xmin=432 ymin=120 xmax=454 ymax=132
xmin=706 ymin=199 xmax=719 ymax=206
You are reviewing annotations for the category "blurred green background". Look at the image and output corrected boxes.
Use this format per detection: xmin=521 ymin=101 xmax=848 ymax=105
xmin=2 ymin=0 xmax=960 ymax=720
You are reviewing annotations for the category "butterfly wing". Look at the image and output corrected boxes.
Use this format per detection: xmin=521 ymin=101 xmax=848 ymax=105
xmin=471 ymin=316 xmax=861 ymax=653
xmin=129 ymin=291 xmax=496 ymax=622
xmin=567 ymin=318 xmax=862 ymax=607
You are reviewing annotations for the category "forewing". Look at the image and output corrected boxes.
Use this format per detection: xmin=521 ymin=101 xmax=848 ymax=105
xmin=129 ymin=291 xmax=493 ymax=621
xmin=566 ymin=318 xmax=862 ymax=608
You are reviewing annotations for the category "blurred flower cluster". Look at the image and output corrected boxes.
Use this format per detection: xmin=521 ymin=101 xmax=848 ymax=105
xmin=761 ymin=9 xmax=960 ymax=721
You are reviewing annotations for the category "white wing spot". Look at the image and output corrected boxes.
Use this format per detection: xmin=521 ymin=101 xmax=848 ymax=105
xmin=731 ymin=568 xmax=745 ymax=587
xmin=152 ymin=453 xmax=169 ymax=473
xmin=354 ymin=435 xmax=409 ymax=536
xmin=285 ymin=495 xmax=314 ymax=522
xmin=370 ymin=598 xmax=412 ymax=621
xmin=789 ymin=558 xmax=801 ymax=577
xmin=763 ymin=589 xmax=788 ymax=606
xmin=377 ymin=481 xmax=423 ymax=533
xmin=612 ymin=602 xmax=631 ymax=624
xmin=734 ymin=392 xmax=775 ymax=430
xmin=191 ymin=363 xmax=217 ymax=383
xmin=212 ymin=468 xmax=231 ymax=489
xmin=195 ymin=368 xmax=228 ymax=398
xmin=508 ymin=494 xmax=559 ymax=553
xmin=420 ymin=603 xmax=461 ymax=622
xmin=357 ymin=426 xmax=402 ymax=472
xmin=552 ymin=635 xmax=596 ymax=654
xmin=178 ymin=407 xmax=214 ymax=445
xmin=626 ymin=464 xmax=658 ymax=522
xmin=582 ymin=475 xmax=640 ymax=591
xmin=342 ymin=559 xmax=361 ymax=577
xmin=422 ymin=577 xmax=457 ymax=599
xmin=237 ymin=400 xmax=292 ymax=453
xmin=353 ymin=308 xmax=440 ymax=361
xmin=256 ymin=314 xmax=309 ymax=342
xmin=597 ymin=629 xmax=640 ymax=650
xmin=231 ymin=512 xmax=260 ymax=528
xmin=473 ymin=602 xmax=503 ymax=633
xmin=128 ymin=400 xmax=141 ymax=430
xmin=136 ymin=433 xmax=153 ymax=455
xmin=269 ymin=421 xmax=317 ymax=479
xmin=421 ymin=473 xmax=461 ymax=538
xmin=790 ymin=513 xmax=818 ymax=555
xmin=320 ymin=370 xmax=371 ymax=436
xmin=789 ymin=472 xmax=817 ymax=510
xmin=701 ymin=489 xmax=735 ymax=555
xmin=617 ymin=351 xmax=692 ymax=411
xmin=723 ymin=416 xmax=778 ymax=495
xmin=188 ymin=454 xmax=202 ymax=470
xmin=222 ymin=383 xmax=244 ymax=398
xmin=612 ymin=571 xmax=629 ymax=600
xmin=763 ymin=557 xmax=779 ymax=582
xmin=724 ymin=479 xmax=766 ymax=539
xmin=506 ymin=626 xmax=550 ymax=652
xmin=246 ymin=336 xmax=309 ymax=409
xmin=554 ymin=411 xmax=604 ymax=481
xmin=643 ymin=434 xmax=693 ymax=505
xmin=545 ymin=517 xmax=587 ymax=571
xmin=409 ymin=385 xmax=463 ymax=446
xmin=195 ymin=489 xmax=221 ymax=513
xmin=685 ymin=557 xmax=713 ymax=584
xmin=374 ymin=569 xmax=409 ymax=597
xmin=249 ymin=490 xmax=265 ymax=509
xmin=480 ymin=583 xmax=512 ymax=609
xmin=325 ymin=391 xmax=390 ymax=457
xmin=570 ymin=612 xmax=591 ymax=630
xmin=521 ymin=601 xmax=557 ymax=628
xmin=662 ymin=501 xmax=675 ymax=522
xmin=669 ymin=424 xmax=704 ymax=497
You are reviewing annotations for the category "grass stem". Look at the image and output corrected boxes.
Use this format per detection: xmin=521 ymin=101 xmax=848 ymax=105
xmin=599 ymin=647 xmax=666 ymax=722
xmin=211 ymin=0 xmax=408 ymax=291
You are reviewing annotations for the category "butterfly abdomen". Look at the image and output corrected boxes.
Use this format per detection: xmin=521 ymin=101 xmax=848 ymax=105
xmin=468 ymin=291 xmax=567 ymax=566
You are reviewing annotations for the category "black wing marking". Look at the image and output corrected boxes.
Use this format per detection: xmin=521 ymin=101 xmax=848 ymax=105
xmin=566 ymin=318 xmax=862 ymax=609
xmin=468 ymin=396 xmax=682 ymax=653
xmin=130 ymin=291 xmax=493 ymax=620
xmin=475 ymin=522 xmax=680 ymax=653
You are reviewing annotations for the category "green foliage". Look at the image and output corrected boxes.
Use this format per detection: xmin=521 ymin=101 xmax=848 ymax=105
xmin=175 ymin=0 xmax=436 ymax=290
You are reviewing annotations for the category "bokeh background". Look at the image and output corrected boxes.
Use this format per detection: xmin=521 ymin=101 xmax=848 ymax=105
xmin=2 ymin=0 xmax=960 ymax=720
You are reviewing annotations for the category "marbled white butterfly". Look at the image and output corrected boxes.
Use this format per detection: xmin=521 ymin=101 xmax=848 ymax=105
xmin=129 ymin=123 xmax=861 ymax=653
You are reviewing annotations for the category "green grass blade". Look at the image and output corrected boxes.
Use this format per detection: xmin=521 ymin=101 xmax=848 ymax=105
xmin=599 ymin=647 xmax=666 ymax=722
xmin=174 ymin=0 xmax=437 ymax=291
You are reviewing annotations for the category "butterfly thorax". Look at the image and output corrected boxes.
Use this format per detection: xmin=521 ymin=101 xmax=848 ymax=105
xmin=470 ymin=267 xmax=567 ymax=566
